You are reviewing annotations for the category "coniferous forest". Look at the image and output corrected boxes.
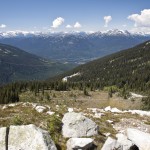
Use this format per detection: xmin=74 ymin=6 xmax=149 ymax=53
xmin=0 ymin=41 xmax=150 ymax=109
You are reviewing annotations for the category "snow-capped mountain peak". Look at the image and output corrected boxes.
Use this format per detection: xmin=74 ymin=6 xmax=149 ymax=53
xmin=0 ymin=29 xmax=149 ymax=39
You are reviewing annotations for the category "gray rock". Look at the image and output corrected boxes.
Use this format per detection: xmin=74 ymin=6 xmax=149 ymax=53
xmin=67 ymin=138 xmax=94 ymax=150
xmin=116 ymin=133 xmax=133 ymax=150
xmin=102 ymin=134 xmax=133 ymax=150
xmin=101 ymin=137 xmax=117 ymax=150
xmin=62 ymin=112 xmax=99 ymax=138
xmin=8 ymin=124 xmax=57 ymax=150
xmin=127 ymin=128 xmax=150 ymax=150
xmin=0 ymin=127 xmax=6 ymax=150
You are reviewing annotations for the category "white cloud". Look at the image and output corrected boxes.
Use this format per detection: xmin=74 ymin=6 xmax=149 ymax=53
xmin=74 ymin=22 xmax=82 ymax=28
xmin=51 ymin=17 xmax=64 ymax=28
xmin=123 ymin=24 xmax=127 ymax=27
xmin=66 ymin=24 xmax=72 ymax=28
xmin=104 ymin=16 xmax=112 ymax=27
xmin=128 ymin=9 xmax=150 ymax=27
xmin=0 ymin=24 xmax=6 ymax=28
xmin=129 ymin=27 xmax=150 ymax=34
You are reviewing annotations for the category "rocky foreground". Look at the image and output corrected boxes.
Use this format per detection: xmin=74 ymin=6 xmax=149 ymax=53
xmin=0 ymin=102 xmax=150 ymax=150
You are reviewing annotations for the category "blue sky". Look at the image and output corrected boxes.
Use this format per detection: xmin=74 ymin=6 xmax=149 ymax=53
xmin=0 ymin=0 xmax=150 ymax=33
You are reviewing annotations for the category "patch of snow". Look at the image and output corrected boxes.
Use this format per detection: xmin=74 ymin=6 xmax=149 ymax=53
xmin=129 ymin=92 xmax=146 ymax=99
xmin=62 ymin=77 xmax=68 ymax=82
xmin=111 ymin=107 xmax=122 ymax=113
xmin=128 ymin=110 xmax=150 ymax=117
xmin=2 ymin=105 xmax=8 ymax=110
xmin=62 ymin=73 xmax=80 ymax=82
xmin=146 ymin=41 xmax=150 ymax=45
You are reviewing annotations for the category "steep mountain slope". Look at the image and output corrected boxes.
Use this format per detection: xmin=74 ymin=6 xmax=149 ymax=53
xmin=0 ymin=43 xmax=75 ymax=84
xmin=53 ymin=41 xmax=150 ymax=92
xmin=0 ymin=30 xmax=150 ymax=63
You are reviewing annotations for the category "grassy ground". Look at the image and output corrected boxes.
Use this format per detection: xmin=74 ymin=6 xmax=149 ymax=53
xmin=19 ymin=90 xmax=142 ymax=110
xmin=0 ymin=89 xmax=148 ymax=149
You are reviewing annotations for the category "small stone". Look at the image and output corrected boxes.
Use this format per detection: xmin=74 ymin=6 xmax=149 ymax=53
xmin=107 ymin=120 xmax=113 ymax=124
xmin=111 ymin=107 xmax=122 ymax=113
xmin=104 ymin=133 xmax=111 ymax=137
xmin=46 ymin=111 xmax=55 ymax=115
xmin=68 ymin=108 xmax=74 ymax=112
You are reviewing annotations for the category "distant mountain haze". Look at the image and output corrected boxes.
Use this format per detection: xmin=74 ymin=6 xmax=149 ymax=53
xmin=0 ymin=29 xmax=150 ymax=64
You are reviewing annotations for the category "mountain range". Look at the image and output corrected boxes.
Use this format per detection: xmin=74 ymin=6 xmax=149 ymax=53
xmin=0 ymin=43 xmax=75 ymax=84
xmin=0 ymin=29 xmax=150 ymax=64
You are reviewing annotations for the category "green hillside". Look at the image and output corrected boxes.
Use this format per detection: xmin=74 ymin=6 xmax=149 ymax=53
xmin=52 ymin=41 xmax=150 ymax=93
xmin=0 ymin=43 xmax=75 ymax=84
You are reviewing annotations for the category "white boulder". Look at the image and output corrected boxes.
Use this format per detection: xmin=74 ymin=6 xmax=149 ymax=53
xmin=101 ymin=137 xmax=117 ymax=150
xmin=111 ymin=107 xmax=122 ymax=113
xmin=116 ymin=133 xmax=133 ymax=150
xmin=67 ymin=138 xmax=94 ymax=150
xmin=127 ymin=128 xmax=150 ymax=150
xmin=130 ymin=92 xmax=145 ymax=99
xmin=104 ymin=106 xmax=122 ymax=113
xmin=8 ymin=103 xmax=17 ymax=107
xmin=102 ymin=134 xmax=133 ymax=150
xmin=35 ymin=106 xmax=46 ymax=113
xmin=0 ymin=127 xmax=6 ymax=150
xmin=2 ymin=105 xmax=8 ymax=110
xmin=8 ymin=124 xmax=57 ymax=150
xmin=104 ymin=106 xmax=111 ymax=111
xmin=62 ymin=112 xmax=99 ymax=138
